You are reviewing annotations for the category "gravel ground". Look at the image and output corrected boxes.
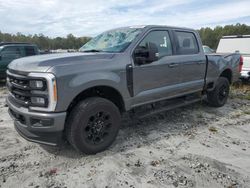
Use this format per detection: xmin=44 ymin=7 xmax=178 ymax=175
xmin=0 ymin=82 xmax=250 ymax=188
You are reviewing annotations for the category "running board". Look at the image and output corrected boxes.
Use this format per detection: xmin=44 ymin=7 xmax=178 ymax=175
xmin=129 ymin=95 xmax=202 ymax=119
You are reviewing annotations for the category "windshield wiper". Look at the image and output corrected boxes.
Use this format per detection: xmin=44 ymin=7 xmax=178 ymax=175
xmin=82 ymin=49 xmax=103 ymax=52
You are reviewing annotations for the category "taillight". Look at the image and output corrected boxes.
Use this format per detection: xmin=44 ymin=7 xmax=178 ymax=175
xmin=239 ymin=56 xmax=243 ymax=72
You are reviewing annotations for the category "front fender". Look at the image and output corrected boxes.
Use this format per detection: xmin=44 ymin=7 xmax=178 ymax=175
xmin=55 ymin=71 xmax=129 ymax=112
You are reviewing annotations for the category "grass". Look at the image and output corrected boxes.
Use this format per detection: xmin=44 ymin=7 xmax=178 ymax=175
xmin=230 ymin=83 xmax=250 ymax=100
xmin=196 ymin=112 xmax=203 ymax=118
xmin=243 ymin=110 xmax=250 ymax=115
xmin=244 ymin=94 xmax=250 ymax=100
xmin=231 ymin=112 xmax=242 ymax=118
xmin=208 ymin=126 xmax=218 ymax=133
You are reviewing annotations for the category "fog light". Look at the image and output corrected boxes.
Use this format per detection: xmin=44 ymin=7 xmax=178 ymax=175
xmin=30 ymin=118 xmax=53 ymax=127
xmin=31 ymin=97 xmax=46 ymax=106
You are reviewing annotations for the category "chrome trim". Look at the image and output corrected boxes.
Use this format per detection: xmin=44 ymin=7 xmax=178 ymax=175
xmin=7 ymin=70 xmax=57 ymax=112
xmin=28 ymin=72 xmax=57 ymax=112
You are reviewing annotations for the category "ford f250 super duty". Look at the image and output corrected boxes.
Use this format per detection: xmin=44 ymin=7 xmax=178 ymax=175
xmin=6 ymin=25 xmax=242 ymax=154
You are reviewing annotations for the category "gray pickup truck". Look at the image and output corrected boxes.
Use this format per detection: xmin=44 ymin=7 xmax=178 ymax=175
xmin=6 ymin=25 xmax=241 ymax=154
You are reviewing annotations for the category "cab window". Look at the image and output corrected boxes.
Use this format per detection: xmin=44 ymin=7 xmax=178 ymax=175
xmin=175 ymin=31 xmax=199 ymax=55
xmin=138 ymin=30 xmax=173 ymax=59
xmin=25 ymin=46 xmax=36 ymax=56
xmin=1 ymin=46 xmax=21 ymax=56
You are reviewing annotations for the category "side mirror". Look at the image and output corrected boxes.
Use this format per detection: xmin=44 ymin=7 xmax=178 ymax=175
xmin=146 ymin=42 xmax=158 ymax=62
xmin=134 ymin=42 xmax=158 ymax=65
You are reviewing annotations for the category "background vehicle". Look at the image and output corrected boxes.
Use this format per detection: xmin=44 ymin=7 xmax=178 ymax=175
xmin=0 ymin=42 xmax=39 ymax=79
xmin=203 ymin=45 xmax=215 ymax=54
xmin=217 ymin=35 xmax=250 ymax=80
xmin=6 ymin=25 xmax=242 ymax=154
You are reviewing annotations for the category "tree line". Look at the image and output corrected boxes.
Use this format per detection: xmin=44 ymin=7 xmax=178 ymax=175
xmin=198 ymin=23 xmax=250 ymax=49
xmin=0 ymin=32 xmax=91 ymax=50
xmin=1 ymin=23 xmax=250 ymax=50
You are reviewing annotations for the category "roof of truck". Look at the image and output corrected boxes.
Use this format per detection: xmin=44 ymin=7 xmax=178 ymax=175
xmin=147 ymin=25 xmax=193 ymax=29
xmin=0 ymin=42 xmax=37 ymax=47
xmin=108 ymin=25 xmax=196 ymax=32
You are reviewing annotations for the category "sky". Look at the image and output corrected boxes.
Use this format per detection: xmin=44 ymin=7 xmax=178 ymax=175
xmin=0 ymin=0 xmax=250 ymax=38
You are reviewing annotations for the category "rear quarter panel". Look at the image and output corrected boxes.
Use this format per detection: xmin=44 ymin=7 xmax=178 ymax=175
xmin=206 ymin=53 xmax=241 ymax=87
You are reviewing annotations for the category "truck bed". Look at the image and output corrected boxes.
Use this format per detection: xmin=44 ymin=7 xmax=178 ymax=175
xmin=205 ymin=53 xmax=241 ymax=88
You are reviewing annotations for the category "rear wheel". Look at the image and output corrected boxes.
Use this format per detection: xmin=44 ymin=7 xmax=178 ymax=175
xmin=207 ymin=77 xmax=230 ymax=107
xmin=66 ymin=97 xmax=121 ymax=154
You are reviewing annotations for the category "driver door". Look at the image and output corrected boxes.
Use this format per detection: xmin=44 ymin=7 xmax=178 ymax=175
xmin=131 ymin=30 xmax=182 ymax=106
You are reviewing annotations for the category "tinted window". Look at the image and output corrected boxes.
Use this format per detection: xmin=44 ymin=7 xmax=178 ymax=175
xmin=139 ymin=31 xmax=172 ymax=58
xmin=2 ymin=46 xmax=21 ymax=55
xmin=25 ymin=46 xmax=36 ymax=56
xmin=1 ymin=46 xmax=21 ymax=56
xmin=175 ymin=31 xmax=199 ymax=55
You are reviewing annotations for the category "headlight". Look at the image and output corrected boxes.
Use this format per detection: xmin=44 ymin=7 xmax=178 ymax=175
xmin=29 ymin=80 xmax=46 ymax=90
xmin=28 ymin=73 xmax=57 ymax=112
xmin=30 ymin=97 xmax=47 ymax=107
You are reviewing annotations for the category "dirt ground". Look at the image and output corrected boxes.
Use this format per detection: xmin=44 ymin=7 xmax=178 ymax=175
xmin=0 ymin=81 xmax=250 ymax=188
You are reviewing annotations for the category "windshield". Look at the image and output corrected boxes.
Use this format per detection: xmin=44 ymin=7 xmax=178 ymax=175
xmin=79 ymin=27 xmax=142 ymax=53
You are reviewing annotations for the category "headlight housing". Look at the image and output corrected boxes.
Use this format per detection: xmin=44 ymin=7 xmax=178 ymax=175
xmin=30 ymin=97 xmax=48 ymax=107
xmin=28 ymin=73 xmax=57 ymax=112
xmin=29 ymin=80 xmax=46 ymax=90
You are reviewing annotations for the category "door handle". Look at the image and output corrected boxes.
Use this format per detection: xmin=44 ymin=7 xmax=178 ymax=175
xmin=197 ymin=61 xmax=204 ymax=65
xmin=168 ymin=63 xmax=179 ymax=68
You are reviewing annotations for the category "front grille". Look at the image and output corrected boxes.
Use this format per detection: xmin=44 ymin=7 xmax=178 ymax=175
xmin=7 ymin=71 xmax=31 ymax=107
xmin=7 ymin=70 xmax=56 ymax=111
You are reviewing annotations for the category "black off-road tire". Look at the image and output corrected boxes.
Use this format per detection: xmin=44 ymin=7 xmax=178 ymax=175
xmin=66 ymin=97 xmax=121 ymax=154
xmin=207 ymin=77 xmax=230 ymax=107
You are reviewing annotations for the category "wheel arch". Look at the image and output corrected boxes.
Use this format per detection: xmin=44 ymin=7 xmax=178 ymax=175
xmin=66 ymin=85 xmax=126 ymax=115
xmin=219 ymin=68 xmax=232 ymax=84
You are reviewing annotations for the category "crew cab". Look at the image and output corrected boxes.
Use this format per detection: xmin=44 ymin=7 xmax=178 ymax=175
xmin=6 ymin=26 xmax=241 ymax=154
xmin=0 ymin=42 xmax=39 ymax=79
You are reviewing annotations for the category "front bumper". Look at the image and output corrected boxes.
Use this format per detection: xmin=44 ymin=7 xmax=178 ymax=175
xmin=6 ymin=96 xmax=66 ymax=146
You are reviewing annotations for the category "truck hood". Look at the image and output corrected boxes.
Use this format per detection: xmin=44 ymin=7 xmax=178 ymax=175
xmin=8 ymin=52 xmax=115 ymax=73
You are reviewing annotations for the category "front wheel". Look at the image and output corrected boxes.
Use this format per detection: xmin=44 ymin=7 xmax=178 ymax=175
xmin=66 ymin=97 xmax=121 ymax=154
xmin=207 ymin=77 xmax=230 ymax=107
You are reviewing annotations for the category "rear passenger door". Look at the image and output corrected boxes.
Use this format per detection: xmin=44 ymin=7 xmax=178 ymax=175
xmin=173 ymin=30 xmax=206 ymax=93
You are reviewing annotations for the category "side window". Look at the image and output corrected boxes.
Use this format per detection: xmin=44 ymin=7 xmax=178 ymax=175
xmin=175 ymin=31 xmax=199 ymax=55
xmin=25 ymin=46 xmax=36 ymax=56
xmin=138 ymin=31 xmax=173 ymax=59
xmin=1 ymin=46 xmax=21 ymax=57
